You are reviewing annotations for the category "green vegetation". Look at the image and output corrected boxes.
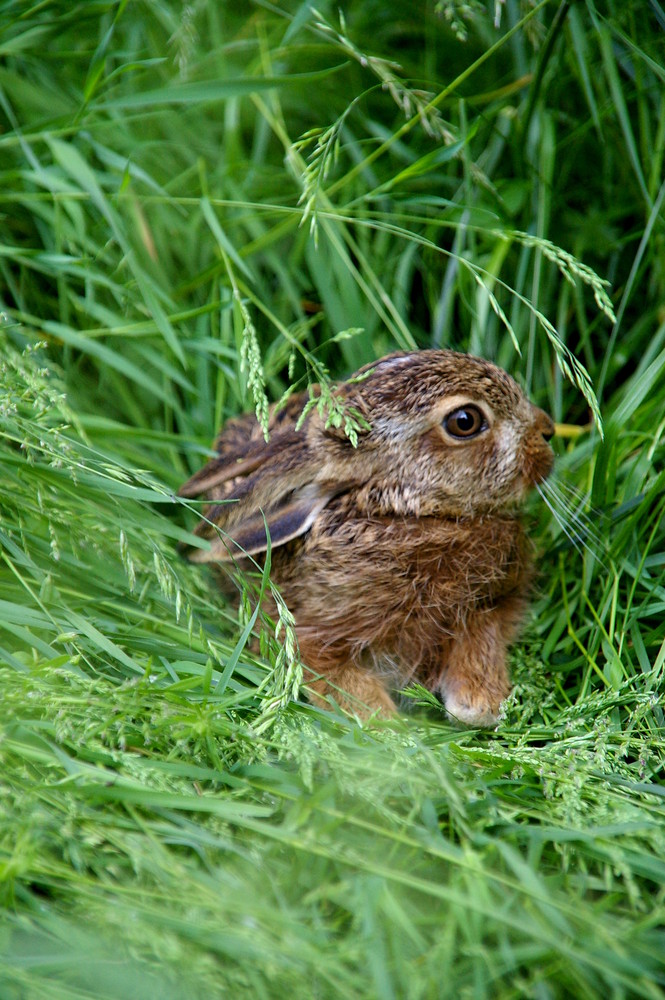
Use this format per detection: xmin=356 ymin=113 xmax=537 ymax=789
xmin=1 ymin=1 xmax=664 ymax=996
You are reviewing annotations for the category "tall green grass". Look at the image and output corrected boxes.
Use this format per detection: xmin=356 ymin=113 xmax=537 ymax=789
xmin=1 ymin=1 xmax=664 ymax=996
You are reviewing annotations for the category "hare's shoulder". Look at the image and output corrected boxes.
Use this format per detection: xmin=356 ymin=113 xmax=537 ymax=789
xmin=279 ymin=497 xmax=530 ymax=603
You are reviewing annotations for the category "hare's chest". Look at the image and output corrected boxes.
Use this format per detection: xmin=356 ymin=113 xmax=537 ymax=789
xmin=274 ymin=511 xmax=529 ymax=625
xmin=405 ymin=522 xmax=529 ymax=609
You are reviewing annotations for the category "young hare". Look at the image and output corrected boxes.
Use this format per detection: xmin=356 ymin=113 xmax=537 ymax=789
xmin=179 ymin=350 xmax=554 ymax=725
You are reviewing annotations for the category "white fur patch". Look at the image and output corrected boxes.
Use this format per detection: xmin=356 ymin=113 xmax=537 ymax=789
xmin=494 ymin=421 xmax=519 ymax=480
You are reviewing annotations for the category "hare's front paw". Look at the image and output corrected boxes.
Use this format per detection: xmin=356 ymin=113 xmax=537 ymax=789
xmin=439 ymin=621 xmax=512 ymax=728
xmin=444 ymin=697 xmax=499 ymax=728
xmin=440 ymin=673 xmax=509 ymax=728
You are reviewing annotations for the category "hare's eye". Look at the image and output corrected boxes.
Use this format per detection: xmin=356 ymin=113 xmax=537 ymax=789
xmin=443 ymin=405 xmax=486 ymax=439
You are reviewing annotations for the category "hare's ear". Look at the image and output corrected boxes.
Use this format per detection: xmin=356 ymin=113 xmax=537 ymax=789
xmin=179 ymin=394 xmax=317 ymax=500
xmin=183 ymin=483 xmax=336 ymax=563
xmin=179 ymin=397 xmax=344 ymax=563
xmin=178 ymin=429 xmax=300 ymax=500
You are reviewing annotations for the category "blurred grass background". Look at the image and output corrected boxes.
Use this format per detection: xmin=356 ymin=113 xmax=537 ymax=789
xmin=1 ymin=1 xmax=664 ymax=996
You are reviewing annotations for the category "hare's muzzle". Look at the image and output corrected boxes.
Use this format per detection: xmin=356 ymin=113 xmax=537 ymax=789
xmin=534 ymin=408 xmax=555 ymax=443
xmin=523 ymin=407 xmax=556 ymax=486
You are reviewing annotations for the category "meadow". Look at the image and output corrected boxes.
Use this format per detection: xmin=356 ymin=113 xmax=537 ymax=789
xmin=0 ymin=1 xmax=664 ymax=996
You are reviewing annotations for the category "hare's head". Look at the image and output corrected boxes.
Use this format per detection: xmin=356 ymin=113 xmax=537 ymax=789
xmin=314 ymin=350 xmax=555 ymax=518
xmin=180 ymin=349 xmax=554 ymax=561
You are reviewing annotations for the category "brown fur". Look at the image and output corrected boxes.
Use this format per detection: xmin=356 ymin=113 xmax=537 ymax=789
xmin=179 ymin=349 xmax=554 ymax=725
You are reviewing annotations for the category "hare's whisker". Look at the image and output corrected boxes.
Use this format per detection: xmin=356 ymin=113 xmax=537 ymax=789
xmin=546 ymin=489 xmax=605 ymax=551
xmin=539 ymin=479 xmax=606 ymax=550
xmin=546 ymin=486 xmax=585 ymax=520
xmin=536 ymin=483 xmax=606 ymax=566
xmin=540 ymin=486 xmax=597 ymax=534
xmin=550 ymin=478 xmax=605 ymax=519
xmin=536 ymin=484 xmax=584 ymax=555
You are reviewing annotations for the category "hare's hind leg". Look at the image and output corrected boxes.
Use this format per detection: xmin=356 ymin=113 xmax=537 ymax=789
xmin=306 ymin=669 xmax=397 ymax=720
xmin=299 ymin=641 xmax=397 ymax=720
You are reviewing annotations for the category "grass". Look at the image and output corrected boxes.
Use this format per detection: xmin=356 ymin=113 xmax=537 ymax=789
xmin=1 ymin=0 xmax=664 ymax=996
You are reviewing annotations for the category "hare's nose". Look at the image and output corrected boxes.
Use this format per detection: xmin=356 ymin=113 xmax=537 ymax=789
xmin=535 ymin=408 xmax=555 ymax=442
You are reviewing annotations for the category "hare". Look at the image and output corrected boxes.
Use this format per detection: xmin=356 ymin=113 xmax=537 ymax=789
xmin=179 ymin=350 xmax=555 ymax=725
